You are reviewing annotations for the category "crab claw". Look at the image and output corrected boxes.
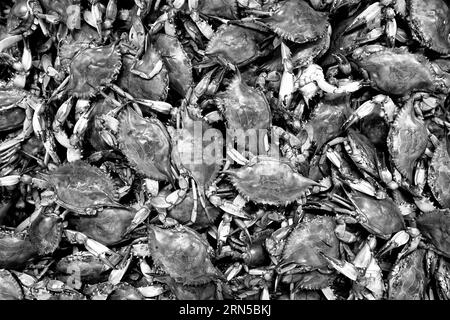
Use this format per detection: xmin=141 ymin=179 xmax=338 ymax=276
xmin=342 ymin=99 xmax=379 ymax=130
xmin=377 ymin=230 xmax=409 ymax=257
xmin=319 ymin=251 xmax=359 ymax=281
xmin=123 ymin=205 xmax=151 ymax=236
xmin=344 ymin=2 xmax=382 ymax=33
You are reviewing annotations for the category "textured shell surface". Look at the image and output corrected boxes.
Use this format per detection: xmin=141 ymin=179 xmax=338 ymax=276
xmin=388 ymin=99 xmax=428 ymax=182
xmin=282 ymin=270 xmax=336 ymax=291
xmin=262 ymin=0 xmax=329 ymax=44
xmin=347 ymin=189 xmax=405 ymax=238
xmin=346 ymin=129 xmax=379 ymax=178
xmin=117 ymin=45 xmax=169 ymax=101
xmin=387 ymin=249 xmax=426 ymax=300
xmin=118 ymin=108 xmax=174 ymax=182
xmin=215 ymin=75 xmax=271 ymax=131
xmin=153 ymin=34 xmax=193 ymax=97
xmin=148 ymin=225 xmax=222 ymax=286
xmin=0 ymin=269 xmax=24 ymax=300
xmin=29 ymin=211 xmax=63 ymax=255
xmin=44 ymin=160 xmax=121 ymax=214
xmin=227 ymin=156 xmax=321 ymax=205
xmin=416 ymin=209 xmax=450 ymax=258
xmin=408 ymin=0 xmax=450 ymax=54
xmin=0 ymin=229 xmax=37 ymax=269
xmin=0 ymin=86 xmax=28 ymax=132
xmin=68 ymin=207 xmax=136 ymax=246
xmin=352 ymin=46 xmax=437 ymax=95
xmin=197 ymin=0 xmax=239 ymax=19
xmin=281 ymin=215 xmax=339 ymax=270
xmin=56 ymin=252 xmax=110 ymax=283
xmin=428 ymin=138 xmax=450 ymax=208
xmin=205 ymin=24 xmax=265 ymax=66
xmin=66 ymin=44 xmax=122 ymax=98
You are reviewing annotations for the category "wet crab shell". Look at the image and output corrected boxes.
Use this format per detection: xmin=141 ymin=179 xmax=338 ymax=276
xmin=67 ymin=207 xmax=136 ymax=246
xmin=148 ymin=225 xmax=223 ymax=286
xmin=0 ymin=269 xmax=24 ymax=300
xmin=226 ymin=156 xmax=321 ymax=206
xmin=29 ymin=211 xmax=63 ymax=255
xmin=280 ymin=215 xmax=339 ymax=271
xmin=387 ymin=248 xmax=426 ymax=300
xmin=282 ymin=270 xmax=336 ymax=291
xmin=346 ymin=189 xmax=405 ymax=239
xmin=387 ymin=99 xmax=428 ymax=183
xmin=215 ymin=75 xmax=271 ymax=132
xmin=42 ymin=161 xmax=122 ymax=215
xmin=417 ymin=209 xmax=450 ymax=258
xmin=205 ymin=24 xmax=267 ymax=67
xmin=197 ymin=0 xmax=239 ymax=19
xmin=116 ymin=46 xmax=169 ymax=102
xmin=39 ymin=0 xmax=76 ymax=25
xmin=0 ymin=230 xmax=37 ymax=269
xmin=117 ymin=108 xmax=175 ymax=183
xmin=153 ymin=34 xmax=193 ymax=97
xmin=352 ymin=45 xmax=438 ymax=96
xmin=428 ymin=138 xmax=450 ymax=208
xmin=56 ymin=252 xmax=110 ymax=284
xmin=408 ymin=0 xmax=450 ymax=54
xmin=65 ymin=44 xmax=122 ymax=98
xmin=108 ymin=283 xmax=145 ymax=300
xmin=262 ymin=0 xmax=329 ymax=44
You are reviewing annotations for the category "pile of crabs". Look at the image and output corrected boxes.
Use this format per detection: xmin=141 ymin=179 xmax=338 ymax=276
xmin=0 ymin=0 xmax=450 ymax=300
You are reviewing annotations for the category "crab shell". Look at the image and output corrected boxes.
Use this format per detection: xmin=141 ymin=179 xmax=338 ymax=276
xmin=56 ymin=252 xmax=110 ymax=284
xmin=65 ymin=44 xmax=122 ymax=98
xmin=388 ymin=99 xmax=428 ymax=183
xmin=0 ymin=230 xmax=37 ymax=269
xmin=116 ymin=45 xmax=169 ymax=102
xmin=215 ymin=75 xmax=271 ymax=132
xmin=387 ymin=248 xmax=426 ymax=300
xmin=346 ymin=129 xmax=380 ymax=178
xmin=352 ymin=45 xmax=439 ymax=96
xmin=428 ymin=138 xmax=450 ymax=208
xmin=282 ymin=270 xmax=336 ymax=291
xmin=148 ymin=225 xmax=223 ymax=286
xmin=153 ymin=34 xmax=193 ymax=97
xmin=347 ymin=189 xmax=405 ymax=239
xmin=0 ymin=269 xmax=24 ymax=300
xmin=29 ymin=211 xmax=63 ymax=255
xmin=117 ymin=108 xmax=174 ymax=183
xmin=87 ymin=98 xmax=116 ymax=151
xmin=43 ymin=161 xmax=122 ymax=215
xmin=67 ymin=207 xmax=136 ymax=246
xmin=108 ymin=282 xmax=145 ymax=300
xmin=262 ymin=0 xmax=329 ymax=44
xmin=205 ymin=24 xmax=267 ymax=67
xmin=408 ymin=0 xmax=450 ymax=54
xmin=226 ymin=156 xmax=322 ymax=206
xmin=197 ymin=0 xmax=239 ymax=19
xmin=0 ymin=86 xmax=34 ymax=132
xmin=280 ymin=215 xmax=339 ymax=271
xmin=417 ymin=209 xmax=450 ymax=258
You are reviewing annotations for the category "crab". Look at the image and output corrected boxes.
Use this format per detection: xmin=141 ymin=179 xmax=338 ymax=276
xmin=350 ymin=45 xmax=450 ymax=96
xmin=0 ymin=228 xmax=37 ymax=269
xmin=416 ymin=209 xmax=450 ymax=258
xmin=38 ymin=0 xmax=83 ymax=30
xmin=387 ymin=248 xmax=427 ymax=300
xmin=277 ymin=215 xmax=340 ymax=292
xmin=148 ymin=224 xmax=223 ymax=285
xmin=346 ymin=0 xmax=450 ymax=53
xmin=0 ymin=269 xmax=24 ymax=300
xmin=428 ymin=136 xmax=450 ymax=209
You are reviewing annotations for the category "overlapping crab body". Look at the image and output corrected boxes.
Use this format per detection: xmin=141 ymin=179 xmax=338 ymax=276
xmin=345 ymin=189 xmax=405 ymax=239
xmin=388 ymin=99 xmax=428 ymax=182
xmin=0 ymin=229 xmax=37 ymax=269
xmin=428 ymin=138 xmax=450 ymax=208
xmin=117 ymin=44 xmax=169 ymax=102
xmin=153 ymin=34 xmax=193 ymax=97
xmin=408 ymin=0 xmax=450 ymax=54
xmin=262 ymin=0 xmax=329 ymax=44
xmin=197 ymin=0 xmax=239 ymax=19
xmin=215 ymin=75 xmax=271 ymax=132
xmin=226 ymin=156 xmax=321 ymax=205
xmin=351 ymin=45 xmax=440 ymax=95
xmin=205 ymin=24 xmax=267 ymax=67
xmin=42 ymin=161 xmax=122 ymax=215
xmin=68 ymin=207 xmax=136 ymax=246
xmin=65 ymin=44 xmax=122 ymax=98
xmin=417 ymin=209 xmax=450 ymax=258
xmin=345 ymin=129 xmax=379 ymax=178
xmin=117 ymin=108 xmax=174 ymax=183
xmin=280 ymin=215 xmax=339 ymax=272
xmin=0 ymin=269 xmax=24 ymax=300
xmin=387 ymin=248 xmax=426 ymax=300
xmin=148 ymin=225 xmax=222 ymax=285
xmin=29 ymin=211 xmax=63 ymax=255
xmin=56 ymin=252 xmax=110 ymax=283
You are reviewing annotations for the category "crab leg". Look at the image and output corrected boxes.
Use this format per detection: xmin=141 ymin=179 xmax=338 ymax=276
xmin=279 ymin=41 xmax=295 ymax=109
xmin=344 ymin=2 xmax=383 ymax=33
